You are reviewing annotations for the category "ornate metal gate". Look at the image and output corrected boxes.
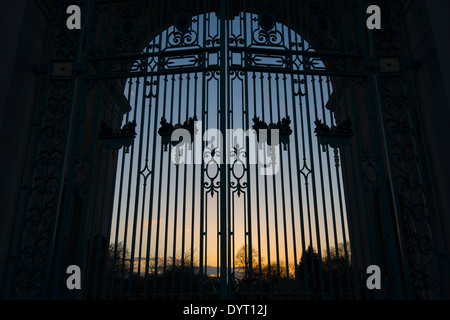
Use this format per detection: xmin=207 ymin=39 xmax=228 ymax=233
xmin=5 ymin=0 xmax=449 ymax=300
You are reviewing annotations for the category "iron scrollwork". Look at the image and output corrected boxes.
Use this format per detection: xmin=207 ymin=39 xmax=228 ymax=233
xmin=369 ymin=0 xmax=443 ymax=298
xmin=167 ymin=25 xmax=197 ymax=48
xmin=113 ymin=3 xmax=144 ymax=52
xmin=252 ymin=14 xmax=283 ymax=47
xmin=230 ymin=144 xmax=247 ymax=198
xmin=204 ymin=144 xmax=220 ymax=198
xmin=14 ymin=79 xmax=73 ymax=299
xmin=380 ymin=77 xmax=441 ymax=299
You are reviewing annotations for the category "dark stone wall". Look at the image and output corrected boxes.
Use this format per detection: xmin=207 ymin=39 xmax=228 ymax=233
xmin=403 ymin=0 xmax=450 ymax=248
xmin=0 ymin=0 xmax=50 ymax=293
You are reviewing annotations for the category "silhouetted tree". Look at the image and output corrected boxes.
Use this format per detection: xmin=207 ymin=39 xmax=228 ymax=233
xmin=235 ymin=246 xmax=263 ymax=280
xmin=261 ymin=262 xmax=288 ymax=282
xmin=296 ymin=245 xmax=322 ymax=293
xmin=85 ymin=241 xmax=131 ymax=299
xmin=107 ymin=242 xmax=131 ymax=279
xmin=322 ymin=243 xmax=353 ymax=293
xmin=295 ymin=243 xmax=355 ymax=298
xmin=104 ymin=242 xmax=131 ymax=297
xmin=152 ymin=249 xmax=201 ymax=299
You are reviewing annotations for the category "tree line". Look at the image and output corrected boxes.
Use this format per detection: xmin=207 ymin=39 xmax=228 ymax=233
xmin=84 ymin=241 xmax=365 ymax=299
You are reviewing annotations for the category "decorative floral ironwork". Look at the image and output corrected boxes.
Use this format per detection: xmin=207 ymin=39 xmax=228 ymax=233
xmin=368 ymin=0 xmax=444 ymax=298
xmin=230 ymin=144 xmax=247 ymax=198
xmin=252 ymin=28 xmax=283 ymax=47
xmin=204 ymin=144 xmax=220 ymax=198
xmin=14 ymin=78 xmax=73 ymax=299
xmin=167 ymin=28 xmax=198 ymax=47
xmin=380 ymin=76 xmax=441 ymax=299
xmin=98 ymin=120 xmax=137 ymax=152
xmin=72 ymin=153 xmax=91 ymax=199
xmin=157 ymin=116 xmax=198 ymax=151
xmin=252 ymin=116 xmax=293 ymax=150
xmin=113 ymin=3 xmax=143 ymax=52
xmin=205 ymin=34 xmax=220 ymax=47
xmin=314 ymin=119 xmax=353 ymax=150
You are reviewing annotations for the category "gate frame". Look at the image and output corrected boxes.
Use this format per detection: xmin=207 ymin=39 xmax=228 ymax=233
xmin=3 ymin=0 xmax=449 ymax=300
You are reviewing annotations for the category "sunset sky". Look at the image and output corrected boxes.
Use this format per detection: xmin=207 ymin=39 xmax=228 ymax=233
xmin=108 ymin=12 xmax=350 ymax=279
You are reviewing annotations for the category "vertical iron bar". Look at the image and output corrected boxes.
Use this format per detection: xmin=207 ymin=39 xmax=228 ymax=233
xmin=310 ymin=74 xmax=335 ymax=298
xmin=288 ymin=0 xmax=314 ymax=299
xmin=261 ymin=72 xmax=273 ymax=299
xmin=143 ymin=6 xmax=162 ymax=298
xmin=152 ymin=74 xmax=169 ymax=299
xmin=252 ymin=69 xmax=264 ymax=298
xmin=110 ymin=78 xmax=133 ymax=299
xmin=391 ymin=1 xmax=449 ymax=298
xmin=275 ymin=70 xmax=292 ymax=299
xmin=6 ymin=0 xmax=54 ymax=299
xmin=322 ymin=75 xmax=350 ymax=299
xmin=178 ymin=72 xmax=191 ymax=299
xmin=153 ymin=2 xmax=172 ymax=299
xmin=399 ymin=3 xmax=450 ymax=292
xmin=241 ymin=4 xmax=255 ymax=300
xmin=168 ymin=74 xmax=183 ymax=299
xmin=124 ymin=74 xmax=143 ymax=299
xmin=161 ymin=74 xmax=176 ymax=299
xmin=361 ymin=0 xmax=412 ymax=299
xmin=188 ymin=71 xmax=199 ymax=299
xmin=219 ymin=0 xmax=228 ymax=300
xmin=80 ymin=78 xmax=108 ymax=300
xmin=135 ymin=0 xmax=158 ymax=297
xmin=127 ymin=74 xmax=146 ymax=299
xmin=228 ymin=30 xmax=234 ymax=298
xmin=299 ymin=2 xmax=327 ymax=297
xmin=285 ymin=4 xmax=306 ymax=300
xmin=47 ymin=0 xmax=92 ymax=299
xmin=267 ymin=71 xmax=282 ymax=299
xmin=336 ymin=0 xmax=370 ymax=299
xmin=276 ymin=11 xmax=292 ymax=300
xmin=99 ymin=82 xmax=121 ymax=300
xmin=198 ymin=7 xmax=208 ymax=301
xmin=320 ymin=75 xmax=344 ymax=298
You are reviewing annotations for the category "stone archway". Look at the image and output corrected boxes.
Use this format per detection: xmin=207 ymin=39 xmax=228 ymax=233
xmin=4 ymin=0 xmax=449 ymax=300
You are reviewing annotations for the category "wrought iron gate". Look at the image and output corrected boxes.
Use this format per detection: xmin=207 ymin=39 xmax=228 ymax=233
xmin=5 ymin=0 xmax=449 ymax=300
